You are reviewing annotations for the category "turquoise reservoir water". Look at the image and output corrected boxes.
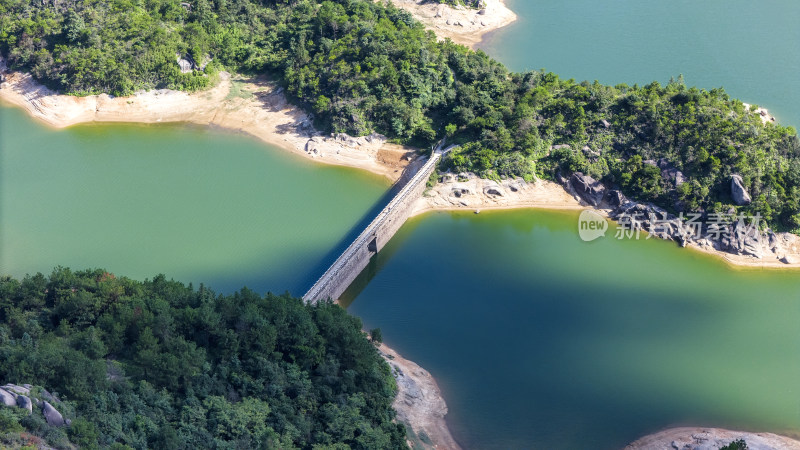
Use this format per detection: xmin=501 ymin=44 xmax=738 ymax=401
xmin=345 ymin=210 xmax=800 ymax=448
xmin=480 ymin=0 xmax=800 ymax=128
xmin=344 ymin=4 xmax=800 ymax=446
xmin=3 ymin=2 xmax=800 ymax=448
xmin=0 ymin=104 xmax=390 ymax=295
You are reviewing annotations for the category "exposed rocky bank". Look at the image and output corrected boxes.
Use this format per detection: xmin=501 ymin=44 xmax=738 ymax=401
xmin=626 ymin=427 xmax=800 ymax=450
xmin=385 ymin=0 xmax=517 ymax=49
xmin=378 ymin=344 xmax=461 ymax=450
xmin=563 ymin=171 xmax=800 ymax=268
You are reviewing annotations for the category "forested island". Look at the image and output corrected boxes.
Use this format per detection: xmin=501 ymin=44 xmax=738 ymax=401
xmin=0 ymin=269 xmax=406 ymax=449
xmin=2 ymin=0 xmax=799 ymax=230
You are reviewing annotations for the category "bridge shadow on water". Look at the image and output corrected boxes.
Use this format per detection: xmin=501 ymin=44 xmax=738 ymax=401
xmin=300 ymin=162 xmax=420 ymax=298
xmin=336 ymin=247 xmax=389 ymax=308
xmin=336 ymin=214 xmax=422 ymax=308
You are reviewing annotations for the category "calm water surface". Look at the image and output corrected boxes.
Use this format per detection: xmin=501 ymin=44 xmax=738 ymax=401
xmin=345 ymin=210 xmax=800 ymax=449
xmin=480 ymin=0 xmax=800 ymax=128
xmin=343 ymin=4 xmax=800 ymax=447
xmin=0 ymin=104 xmax=390 ymax=295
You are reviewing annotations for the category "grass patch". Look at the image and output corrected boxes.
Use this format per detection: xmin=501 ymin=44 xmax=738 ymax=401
xmin=225 ymin=80 xmax=253 ymax=101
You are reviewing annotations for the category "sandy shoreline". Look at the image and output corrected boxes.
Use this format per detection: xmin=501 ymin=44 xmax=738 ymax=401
xmin=385 ymin=0 xmax=517 ymax=49
xmin=411 ymin=174 xmax=584 ymax=217
xmin=410 ymin=174 xmax=800 ymax=269
xmin=0 ymin=70 xmax=417 ymax=183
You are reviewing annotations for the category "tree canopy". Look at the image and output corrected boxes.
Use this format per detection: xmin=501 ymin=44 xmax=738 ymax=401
xmin=0 ymin=268 xmax=406 ymax=449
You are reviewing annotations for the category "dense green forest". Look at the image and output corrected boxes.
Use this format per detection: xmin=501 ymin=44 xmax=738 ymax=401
xmin=0 ymin=268 xmax=406 ymax=449
xmin=1 ymin=0 xmax=799 ymax=229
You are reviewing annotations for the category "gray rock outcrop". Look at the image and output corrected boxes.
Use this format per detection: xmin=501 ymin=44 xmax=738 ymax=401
xmin=722 ymin=220 xmax=763 ymax=258
xmin=657 ymin=159 xmax=686 ymax=186
xmin=731 ymin=174 xmax=752 ymax=205
xmin=582 ymin=146 xmax=600 ymax=159
xmin=605 ymin=189 xmax=627 ymax=208
xmin=611 ymin=202 xmax=690 ymax=245
xmin=42 ymin=401 xmax=66 ymax=426
xmin=16 ymin=394 xmax=32 ymax=413
xmin=305 ymin=139 xmax=319 ymax=155
xmin=0 ymin=388 xmax=16 ymax=406
xmin=1 ymin=383 xmax=68 ymax=426
xmin=3 ymin=384 xmax=30 ymax=395
xmin=608 ymin=196 xmax=778 ymax=256
xmin=451 ymin=186 xmax=472 ymax=198
xmin=570 ymin=172 xmax=606 ymax=206
xmin=554 ymin=168 xmax=790 ymax=262
xmin=39 ymin=389 xmax=60 ymax=404
xmin=483 ymin=185 xmax=504 ymax=197
xmin=176 ymin=53 xmax=197 ymax=74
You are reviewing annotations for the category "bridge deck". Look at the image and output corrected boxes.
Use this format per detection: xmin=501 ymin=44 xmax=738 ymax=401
xmin=302 ymin=148 xmax=443 ymax=303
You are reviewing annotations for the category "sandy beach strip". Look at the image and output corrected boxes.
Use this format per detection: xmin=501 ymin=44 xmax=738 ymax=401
xmin=0 ymin=70 xmax=417 ymax=183
xmin=385 ymin=0 xmax=517 ymax=49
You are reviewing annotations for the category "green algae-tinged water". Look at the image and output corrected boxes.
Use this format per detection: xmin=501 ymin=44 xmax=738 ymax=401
xmin=345 ymin=210 xmax=800 ymax=449
xmin=3 ymin=2 xmax=800 ymax=448
xmin=0 ymin=104 xmax=391 ymax=294
xmin=345 ymin=2 xmax=800 ymax=447
xmin=480 ymin=0 xmax=800 ymax=128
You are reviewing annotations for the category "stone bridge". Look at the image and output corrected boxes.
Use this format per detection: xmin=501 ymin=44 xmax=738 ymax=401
xmin=303 ymin=145 xmax=446 ymax=303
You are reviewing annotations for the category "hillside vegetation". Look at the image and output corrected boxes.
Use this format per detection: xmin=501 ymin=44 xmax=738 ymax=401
xmin=0 ymin=268 xmax=406 ymax=449
xmin=1 ymin=0 xmax=798 ymax=229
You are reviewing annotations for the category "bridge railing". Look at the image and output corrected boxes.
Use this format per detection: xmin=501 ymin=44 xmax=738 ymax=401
xmin=302 ymin=150 xmax=441 ymax=302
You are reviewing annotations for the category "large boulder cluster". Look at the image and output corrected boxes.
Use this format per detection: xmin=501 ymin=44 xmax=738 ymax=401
xmin=562 ymin=173 xmax=784 ymax=261
xmin=0 ymin=383 xmax=70 ymax=427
